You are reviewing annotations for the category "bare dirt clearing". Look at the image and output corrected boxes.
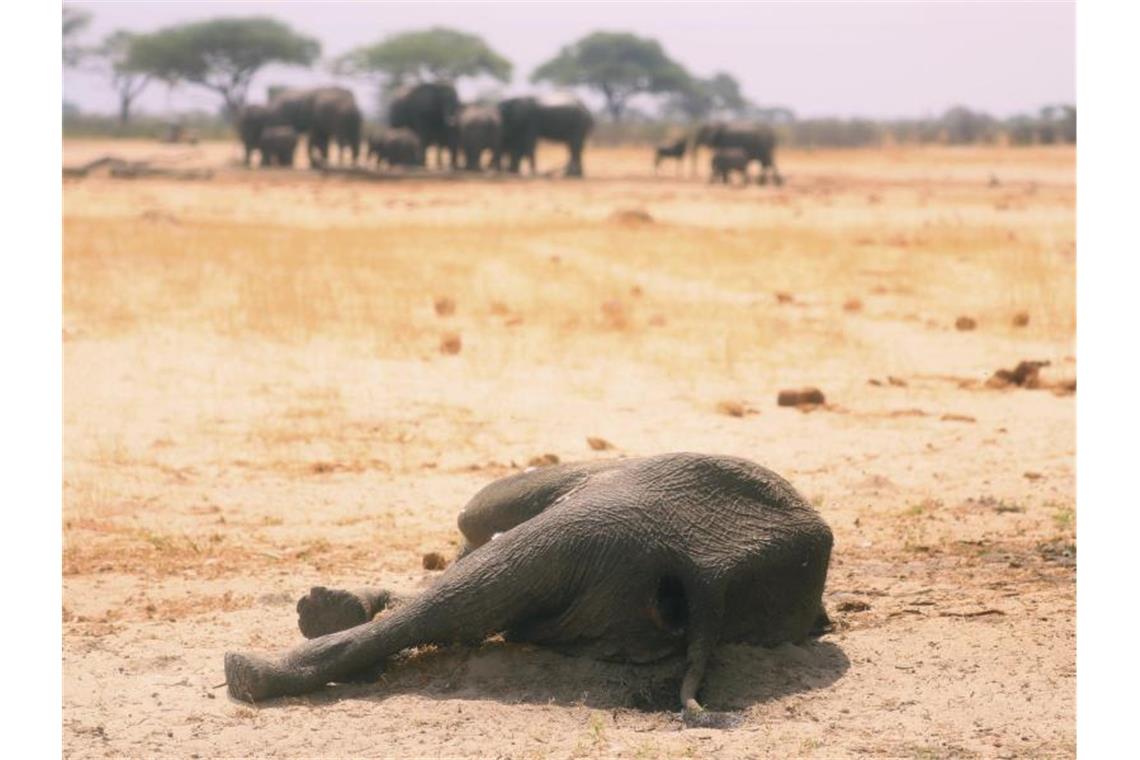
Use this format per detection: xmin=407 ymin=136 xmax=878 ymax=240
xmin=63 ymin=142 xmax=1074 ymax=758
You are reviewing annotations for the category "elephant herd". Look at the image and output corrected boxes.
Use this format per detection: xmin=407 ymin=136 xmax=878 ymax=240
xmin=238 ymin=82 xmax=595 ymax=177
xmin=238 ymin=83 xmax=783 ymax=184
xmin=655 ymin=122 xmax=784 ymax=185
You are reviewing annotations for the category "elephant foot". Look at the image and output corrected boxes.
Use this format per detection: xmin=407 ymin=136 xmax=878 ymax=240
xmin=297 ymin=586 xmax=371 ymax=639
xmin=224 ymin=651 xmax=306 ymax=703
xmin=681 ymin=705 xmax=744 ymax=729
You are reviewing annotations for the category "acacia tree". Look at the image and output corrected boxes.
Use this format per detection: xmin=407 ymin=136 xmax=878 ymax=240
xmin=127 ymin=17 xmax=319 ymax=119
xmin=665 ymin=72 xmax=748 ymax=122
xmin=337 ymin=27 xmax=512 ymax=91
xmin=94 ymin=31 xmax=151 ymax=126
xmin=531 ymin=32 xmax=691 ymax=122
xmin=63 ymin=6 xmax=92 ymax=67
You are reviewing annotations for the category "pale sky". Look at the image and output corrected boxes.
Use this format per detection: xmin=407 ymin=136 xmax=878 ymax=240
xmin=63 ymin=1 xmax=1075 ymax=120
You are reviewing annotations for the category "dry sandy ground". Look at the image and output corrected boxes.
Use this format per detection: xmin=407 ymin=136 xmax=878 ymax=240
xmin=63 ymin=141 xmax=1075 ymax=758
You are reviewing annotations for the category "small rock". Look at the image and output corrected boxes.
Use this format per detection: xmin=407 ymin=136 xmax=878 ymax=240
xmin=527 ymin=453 xmax=560 ymax=467
xmin=940 ymin=413 xmax=976 ymax=423
xmin=715 ymin=400 xmax=747 ymax=418
xmin=439 ymin=332 xmax=462 ymax=355
xmin=955 ymin=316 xmax=977 ymax=331
xmin=887 ymin=376 xmax=908 ymax=387
xmin=586 ymin=436 xmax=614 ymax=451
xmin=775 ymin=291 xmax=794 ymax=304
xmin=1012 ymin=311 xmax=1030 ymax=327
xmin=601 ymin=300 xmax=629 ymax=329
xmin=630 ymin=285 xmax=643 ymax=298
xmin=422 ymin=552 xmax=448 ymax=571
xmin=986 ymin=360 xmax=1049 ymax=389
xmin=433 ymin=297 xmax=456 ymax=317
xmin=609 ymin=208 xmax=654 ymax=224
xmin=777 ymin=387 xmax=825 ymax=407
xmin=836 ymin=598 xmax=871 ymax=613
xmin=843 ymin=298 xmax=863 ymax=312
xmin=1023 ymin=471 xmax=1043 ymax=481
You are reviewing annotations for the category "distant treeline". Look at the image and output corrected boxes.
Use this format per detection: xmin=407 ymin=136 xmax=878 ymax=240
xmin=64 ymin=103 xmax=1077 ymax=149
xmin=62 ymin=8 xmax=1074 ymax=148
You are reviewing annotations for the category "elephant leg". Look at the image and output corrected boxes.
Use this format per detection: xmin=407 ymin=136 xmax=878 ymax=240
xmin=224 ymin=534 xmax=559 ymax=703
xmin=296 ymin=586 xmax=407 ymax=639
xmin=566 ymin=141 xmax=584 ymax=177
xmin=454 ymin=463 xmax=612 ymax=557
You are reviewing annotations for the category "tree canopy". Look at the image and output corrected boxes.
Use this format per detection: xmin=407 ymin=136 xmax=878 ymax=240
xmin=337 ymin=27 xmax=512 ymax=87
xmin=63 ymin=6 xmax=92 ymax=67
xmin=664 ymin=72 xmax=749 ymax=122
xmin=127 ymin=17 xmax=319 ymax=118
xmin=531 ymin=31 xmax=691 ymax=122
xmin=93 ymin=31 xmax=152 ymax=125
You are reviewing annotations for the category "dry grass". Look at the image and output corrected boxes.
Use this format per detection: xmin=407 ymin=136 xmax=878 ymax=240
xmin=63 ymin=142 xmax=1075 ymax=758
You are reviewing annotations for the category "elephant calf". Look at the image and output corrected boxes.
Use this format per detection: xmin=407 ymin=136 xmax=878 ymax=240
xmin=367 ymin=128 xmax=424 ymax=169
xmin=258 ymin=127 xmax=299 ymax=168
xmin=223 ymin=453 xmax=834 ymax=725
xmin=710 ymin=148 xmax=751 ymax=185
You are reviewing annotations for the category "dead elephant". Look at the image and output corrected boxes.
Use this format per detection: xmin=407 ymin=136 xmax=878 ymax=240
xmin=223 ymin=452 xmax=834 ymax=724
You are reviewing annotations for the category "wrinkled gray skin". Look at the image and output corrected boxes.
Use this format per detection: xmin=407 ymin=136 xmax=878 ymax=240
xmin=498 ymin=94 xmax=594 ymax=177
xmin=388 ymin=82 xmax=460 ymax=170
xmin=223 ymin=453 xmax=833 ymax=725
xmin=366 ymin=127 xmax=424 ymax=168
xmin=710 ymin=147 xmax=750 ymax=185
xmin=261 ymin=87 xmax=362 ymax=168
xmin=258 ymin=126 xmax=299 ymax=167
xmin=458 ymin=105 xmax=503 ymax=171
xmin=654 ymin=136 xmax=687 ymax=174
xmin=691 ymin=121 xmax=783 ymax=185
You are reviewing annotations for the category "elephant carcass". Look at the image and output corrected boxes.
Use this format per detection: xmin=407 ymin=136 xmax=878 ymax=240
xmin=458 ymin=104 xmax=503 ymax=171
xmin=223 ymin=453 xmax=833 ymax=723
xmin=388 ymin=82 xmax=460 ymax=170
xmin=691 ymin=121 xmax=782 ymax=185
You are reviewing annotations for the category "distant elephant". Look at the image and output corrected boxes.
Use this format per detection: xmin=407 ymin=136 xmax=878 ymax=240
xmin=654 ymin=136 xmax=687 ymax=174
xmin=264 ymin=87 xmax=362 ymax=168
xmin=458 ymin=105 xmax=503 ymax=171
xmin=691 ymin=121 xmax=782 ymax=185
xmin=366 ymin=128 xmax=424 ymax=168
xmin=258 ymin=126 xmax=299 ymax=167
xmin=710 ymin=147 xmax=750 ymax=185
xmin=498 ymin=96 xmax=541 ymax=174
xmin=237 ymin=105 xmax=271 ymax=166
xmin=498 ymin=94 xmax=594 ymax=177
xmin=388 ymin=81 xmax=460 ymax=170
xmin=223 ymin=452 xmax=834 ymax=725
xmin=312 ymin=88 xmax=361 ymax=167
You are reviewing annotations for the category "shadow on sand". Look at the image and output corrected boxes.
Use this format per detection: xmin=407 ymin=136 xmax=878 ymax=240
xmin=242 ymin=636 xmax=850 ymax=717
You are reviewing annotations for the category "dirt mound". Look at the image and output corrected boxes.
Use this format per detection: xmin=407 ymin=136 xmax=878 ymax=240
xmin=777 ymin=387 xmax=826 ymax=407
